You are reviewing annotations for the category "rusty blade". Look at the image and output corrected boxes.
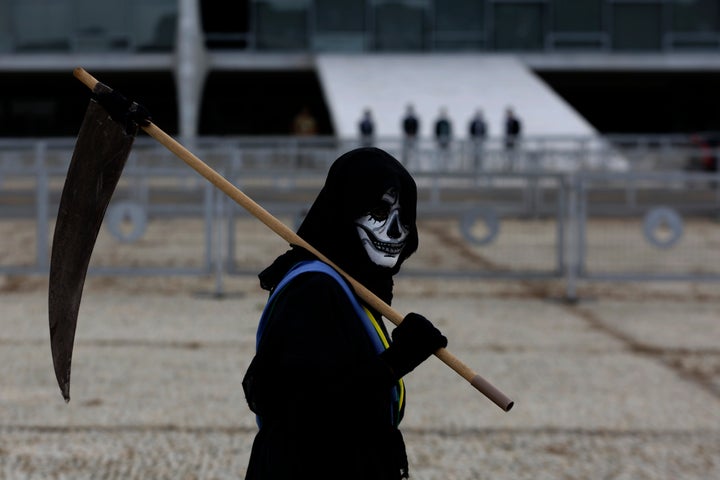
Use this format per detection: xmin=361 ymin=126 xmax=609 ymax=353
xmin=48 ymin=81 xmax=137 ymax=402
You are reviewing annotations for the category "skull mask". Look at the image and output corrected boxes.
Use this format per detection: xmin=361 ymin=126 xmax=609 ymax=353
xmin=355 ymin=187 xmax=409 ymax=268
xmin=274 ymin=147 xmax=418 ymax=304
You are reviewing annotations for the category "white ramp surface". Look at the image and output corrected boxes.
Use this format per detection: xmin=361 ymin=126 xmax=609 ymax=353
xmin=316 ymin=54 xmax=597 ymax=139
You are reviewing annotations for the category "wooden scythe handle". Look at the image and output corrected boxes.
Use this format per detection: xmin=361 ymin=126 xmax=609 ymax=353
xmin=73 ymin=67 xmax=514 ymax=412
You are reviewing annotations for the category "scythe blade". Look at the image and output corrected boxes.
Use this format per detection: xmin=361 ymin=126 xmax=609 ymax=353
xmin=48 ymin=81 xmax=138 ymax=402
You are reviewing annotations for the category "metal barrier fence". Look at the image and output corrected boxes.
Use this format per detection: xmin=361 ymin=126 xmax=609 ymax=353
xmin=1 ymin=136 xmax=719 ymax=298
xmin=566 ymin=171 xmax=720 ymax=297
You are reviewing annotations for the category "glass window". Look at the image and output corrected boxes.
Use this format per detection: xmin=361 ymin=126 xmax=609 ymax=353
xmin=552 ymin=0 xmax=602 ymax=32
xmin=435 ymin=0 xmax=484 ymax=31
xmin=12 ymin=0 xmax=72 ymax=51
xmin=374 ymin=1 xmax=428 ymax=51
xmin=254 ymin=0 xmax=309 ymax=50
xmin=433 ymin=0 xmax=485 ymax=50
xmin=312 ymin=0 xmax=367 ymax=51
xmin=314 ymin=0 xmax=365 ymax=32
xmin=0 ymin=0 xmax=12 ymax=51
xmin=671 ymin=0 xmax=719 ymax=33
xmin=611 ymin=3 xmax=662 ymax=51
xmin=493 ymin=2 xmax=546 ymax=51
xmin=73 ymin=0 xmax=132 ymax=51
xmin=130 ymin=0 xmax=178 ymax=52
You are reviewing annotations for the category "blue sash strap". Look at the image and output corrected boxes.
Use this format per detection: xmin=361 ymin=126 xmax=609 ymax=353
xmin=255 ymin=260 xmax=404 ymax=426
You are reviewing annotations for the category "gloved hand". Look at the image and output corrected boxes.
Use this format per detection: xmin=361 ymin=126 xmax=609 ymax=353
xmin=93 ymin=89 xmax=152 ymax=134
xmin=381 ymin=313 xmax=448 ymax=379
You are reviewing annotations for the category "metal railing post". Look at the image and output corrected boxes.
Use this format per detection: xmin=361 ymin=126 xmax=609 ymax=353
xmin=36 ymin=142 xmax=49 ymax=272
xmin=564 ymin=174 xmax=581 ymax=301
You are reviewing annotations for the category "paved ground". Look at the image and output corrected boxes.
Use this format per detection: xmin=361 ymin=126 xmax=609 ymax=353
xmin=1 ymin=270 xmax=719 ymax=479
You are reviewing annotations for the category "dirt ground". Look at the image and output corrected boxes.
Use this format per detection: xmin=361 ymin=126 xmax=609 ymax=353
xmin=1 ymin=216 xmax=720 ymax=479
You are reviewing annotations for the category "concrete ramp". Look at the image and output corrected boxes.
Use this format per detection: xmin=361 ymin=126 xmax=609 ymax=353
xmin=316 ymin=54 xmax=597 ymax=140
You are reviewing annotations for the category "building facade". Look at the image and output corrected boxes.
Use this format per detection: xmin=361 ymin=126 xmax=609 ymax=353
xmin=1 ymin=0 xmax=719 ymax=137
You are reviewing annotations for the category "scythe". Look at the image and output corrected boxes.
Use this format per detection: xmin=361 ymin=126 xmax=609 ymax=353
xmin=49 ymin=67 xmax=514 ymax=412
xmin=48 ymin=79 xmax=139 ymax=402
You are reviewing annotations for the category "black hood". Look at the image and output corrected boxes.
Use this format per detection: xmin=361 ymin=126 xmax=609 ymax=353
xmin=259 ymin=147 xmax=419 ymax=304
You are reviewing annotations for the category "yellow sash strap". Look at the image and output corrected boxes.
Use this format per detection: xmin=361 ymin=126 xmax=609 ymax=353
xmin=363 ymin=306 xmax=405 ymax=423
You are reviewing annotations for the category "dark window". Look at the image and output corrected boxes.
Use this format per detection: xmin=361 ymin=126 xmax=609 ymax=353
xmin=552 ymin=0 xmax=603 ymax=32
xmin=493 ymin=2 xmax=546 ymax=51
xmin=199 ymin=71 xmax=333 ymax=135
xmin=611 ymin=3 xmax=662 ymax=51
xmin=433 ymin=0 xmax=485 ymax=50
xmin=254 ymin=1 xmax=309 ymax=50
xmin=671 ymin=0 xmax=719 ymax=33
xmin=374 ymin=2 xmax=427 ymax=51
xmin=202 ymin=0 xmax=250 ymax=49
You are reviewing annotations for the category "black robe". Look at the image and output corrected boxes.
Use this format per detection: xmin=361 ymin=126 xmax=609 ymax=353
xmin=243 ymin=268 xmax=408 ymax=479
xmin=243 ymin=147 xmax=419 ymax=479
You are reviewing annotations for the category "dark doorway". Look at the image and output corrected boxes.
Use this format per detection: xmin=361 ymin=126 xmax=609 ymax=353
xmin=0 ymin=71 xmax=177 ymax=137
xmin=199 ymin=70 xmax=334 ymax=136
xmin=537 ymin=70 xmax=720 ymax=134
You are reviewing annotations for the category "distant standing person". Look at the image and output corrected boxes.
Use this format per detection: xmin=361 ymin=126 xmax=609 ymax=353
xmin=401 ymin=104 xmax=420 ymax=166
xmin=468 ymin=109 xmax=488 ymax=170
xmin=434 ymin=107 xmax=452 ymax=151
xmin=504 ymin=107 xmax=522 ymax=150
xmin=469 ymin=109 xmax=487 ymax=141
xmin=292 ymin=106 xmax=318 ymax=136
xmin=359 ymin=108 xmax=375 ymax=147
xmin=402 ymin=104 xmax=419 ymax=139
xmin=292 ymin=106 xmax=318 ymax=166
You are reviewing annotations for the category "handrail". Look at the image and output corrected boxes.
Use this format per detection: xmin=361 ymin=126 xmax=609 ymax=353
xmin=1 ymin=133 xmax=719 ymax=174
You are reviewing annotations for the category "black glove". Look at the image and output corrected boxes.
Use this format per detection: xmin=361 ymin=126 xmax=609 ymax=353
xmin=93 ymin=89 xmax=152 ymax=134
xmin=381 ymin=313 xmax=448 ymax=379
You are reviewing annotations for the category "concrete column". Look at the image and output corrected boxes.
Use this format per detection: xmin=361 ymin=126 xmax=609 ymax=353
xmin=175 ymin=0 xmax=208 ymax=143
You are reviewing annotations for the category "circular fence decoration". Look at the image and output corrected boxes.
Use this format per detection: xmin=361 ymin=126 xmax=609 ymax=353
xmin=643 ymin=206 xmax=683 ymax=249
xmin=106 ymin=201 xmax=147 ymax=243
xmin=460 ymin=207 xmax=500 ymax=246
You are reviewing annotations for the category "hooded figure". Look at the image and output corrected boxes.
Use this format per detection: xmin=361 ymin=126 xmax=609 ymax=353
xmin=243 ymin=147 xmax=447 ymax=480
